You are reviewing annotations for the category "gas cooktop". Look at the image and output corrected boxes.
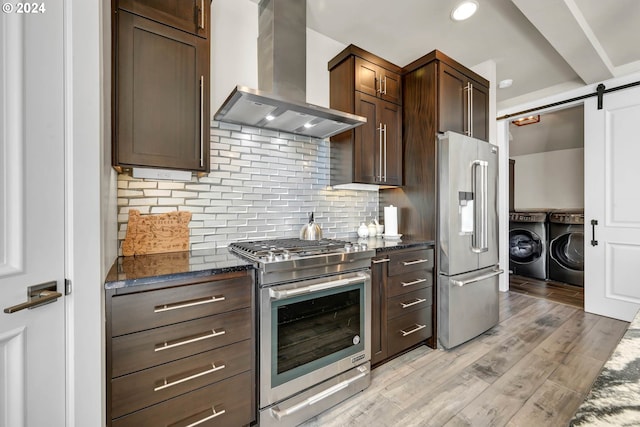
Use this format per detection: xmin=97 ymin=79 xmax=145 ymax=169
xmin=228 ymin=238 xmax=374 ymax=286
xmin=229 ymin=238 xmax=368 ymax=262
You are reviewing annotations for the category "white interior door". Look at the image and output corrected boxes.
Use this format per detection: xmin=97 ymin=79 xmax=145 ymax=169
xmin=0 ymin=4 xmax=66 ymax=426
xmin=584 ymin=85 xmax=640 ymax=322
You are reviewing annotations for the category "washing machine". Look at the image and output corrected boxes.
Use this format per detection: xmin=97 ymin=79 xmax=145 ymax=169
xmin=548 ymin=210 xmax=584 ymax=286
xmin=509 ymin=211 xmax=548 ymax=280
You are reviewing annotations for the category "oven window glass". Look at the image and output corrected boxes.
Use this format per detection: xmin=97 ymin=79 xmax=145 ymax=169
xmin=271 ymin=283 xmax=365 ymax=387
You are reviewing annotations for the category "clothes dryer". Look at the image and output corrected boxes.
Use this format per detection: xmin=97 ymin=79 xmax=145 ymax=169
xmin=548 ymin=210 xmax=584 ymax=286
xmin=509 ymin=211 xmax=548 ymax=280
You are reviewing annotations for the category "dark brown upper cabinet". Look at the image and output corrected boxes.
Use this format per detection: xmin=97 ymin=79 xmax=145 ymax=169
xmin=118 ymin=0 xmax=209 ymax=38
xmin=329 ymin=45 xmax=403 ymax=187
xmin=112 ymin=0 xmax=210 ymax=172
xmin=355 ymin=57 xmax=402 ymax=105
xmin=439 ymin=63 xmax=489 ymax=142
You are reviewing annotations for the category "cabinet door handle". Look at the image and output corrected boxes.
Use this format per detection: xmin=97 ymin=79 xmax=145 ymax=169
xmin=400 ymin=298 xmax=427 ymax=309
xmin=372 ymin=258 xmax=390 ymax=264
xmin=378 ymin=123 xmax=384 ymax=181
xmin=401 ymin=278 xmax=427 ymax=287
xmin=383 ymin=123 xmax=387 ymax=182
xmin=403 ymin=259 xmax=428 ymax=266
xmin=199 ymin=75 xmax=204 ymax=168
xmin=168 ymin=405 xmax=226 ymax=427
xmin=464 ymin=82 xmax=472 ymax=136
xmin=383 ymin=76 xmax=387 ymax=95
xmin=400 ymin=323 xmax=426 ymax=337
xmin=469 ymin=83 xmax=473 ymax=136
xmin=155 ymin=328 xmax=225 ymax=352
xmin=154 ymin=362 xmax=226 ymax=392
xmin=198 ymin=0 xmax=206 ymax=30
xmin=376 ymin=76 xmax=382 ymax=94
xmin=154 ymin=295 xmax=226 ymax=313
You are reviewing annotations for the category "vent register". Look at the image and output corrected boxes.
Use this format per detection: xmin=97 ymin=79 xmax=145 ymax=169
xmin=214 ymin=0 xmax=366 ymax=139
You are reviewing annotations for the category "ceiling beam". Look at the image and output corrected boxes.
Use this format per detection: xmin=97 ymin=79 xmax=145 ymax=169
xmin=511 ymin=0 xmax=613 ymax=84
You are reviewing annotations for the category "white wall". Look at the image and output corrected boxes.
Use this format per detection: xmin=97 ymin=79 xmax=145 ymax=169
xmin=512 ymin=148 xmax=584 ymax=210
xmin=210 ymin=0 xmax=258 ymax=114
xmin=306 ymin=28 xmax=346 ymax=107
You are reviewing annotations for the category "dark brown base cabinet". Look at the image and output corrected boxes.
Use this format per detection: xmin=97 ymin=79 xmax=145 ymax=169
xmin=112 ymin=0 xmax=210 ymax=172
xmin=371 ymin=246 xmax=435 ymax=367
xmin=329 ymin=45 xmax=403 ymax=187
xmin=106 ymin=270 xmax=255 ymax=427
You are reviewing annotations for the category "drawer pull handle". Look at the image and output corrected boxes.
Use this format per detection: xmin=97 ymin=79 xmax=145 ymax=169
xmin=372 ymin=258 xmax=390 ymax=264
xmin=155 ymin=328 xmax=226 ymax=352
xmin=403 ymin=259 xmax=428 ymax=266
xmin=400 ymin=298 xmax=427 ymax=309
xmin=400 ymin=324 xmax=427 ymax=337
xmin=154 ymin=295 xmax=226 ymax=313
xmin=168 ymin=405 xmax=226 ymax=427
xmin=154 ymin=362 xmax=226 ymax=392
xmin=401 ymin=278 xmax=427 ymax=287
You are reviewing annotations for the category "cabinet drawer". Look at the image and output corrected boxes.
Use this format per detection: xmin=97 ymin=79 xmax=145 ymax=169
xmin=112 ymin=371 xmax=253 ymax=427
xmin=387 ymin=307 xmax=432 ymax=356
xmin=388 ymin=248 xmax=434 ymax=276
xmin=112 ymin=308 xmax=252 ymax=377
xmin=387 ymin=287 xmax=432 ymax=320
xmin=387 ymin=269 xmax=433 ymax=298
xmin=112 ymin=339 xmax=251 ymax=419
xmin=111 ymin=275 xmax=251 ymax=336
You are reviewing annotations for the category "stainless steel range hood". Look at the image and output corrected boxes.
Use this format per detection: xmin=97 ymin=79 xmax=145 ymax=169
xmin=213 ymin=0 xmax=366 ymax=139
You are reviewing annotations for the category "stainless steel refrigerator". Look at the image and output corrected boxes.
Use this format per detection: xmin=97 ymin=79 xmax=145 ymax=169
xmin=438 ymin=131 xmax=503 ymax=349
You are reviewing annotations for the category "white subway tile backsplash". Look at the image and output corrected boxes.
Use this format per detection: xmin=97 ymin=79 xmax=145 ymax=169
xmin=116 ymin=122 xmax=378 ymax=254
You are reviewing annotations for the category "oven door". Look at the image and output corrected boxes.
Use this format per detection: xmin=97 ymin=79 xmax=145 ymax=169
xmin=259 ymin=270 xmax=371 ymax=408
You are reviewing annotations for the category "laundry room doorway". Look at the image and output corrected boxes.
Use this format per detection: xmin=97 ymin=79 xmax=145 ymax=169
xmin=507 ymin=105 xmax=585 ymax=308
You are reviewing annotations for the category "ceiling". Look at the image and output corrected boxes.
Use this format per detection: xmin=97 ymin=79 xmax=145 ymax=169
xmin=305 ymin=0 xmax=640 ymax=109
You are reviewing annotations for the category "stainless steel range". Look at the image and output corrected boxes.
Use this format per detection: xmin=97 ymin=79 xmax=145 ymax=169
xmin=229 ymin=238 xmax=374 ymax=427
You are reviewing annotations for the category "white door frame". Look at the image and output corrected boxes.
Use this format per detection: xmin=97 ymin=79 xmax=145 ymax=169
xmin=497 ymin=71 xmax=640 ymax=305
xmin=64 ymin=0 xmax=118 ymax=426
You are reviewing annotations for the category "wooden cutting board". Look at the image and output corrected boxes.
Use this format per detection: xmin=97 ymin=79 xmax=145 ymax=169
xmin=122 ymin=210 xmax=191 ymax=256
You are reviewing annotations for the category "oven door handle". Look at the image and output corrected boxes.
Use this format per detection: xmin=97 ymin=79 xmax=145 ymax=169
xmin=270 ymin=368 xmax=369 ymax=420
xmin=269 ymin=274 xmax=366 ymax=300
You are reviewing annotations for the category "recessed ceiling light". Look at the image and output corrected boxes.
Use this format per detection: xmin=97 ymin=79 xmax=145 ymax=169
xmin=451 ymin=0 xmax=479 ymax=21
xmin=498 ymin=79 xmax=513 ymax=89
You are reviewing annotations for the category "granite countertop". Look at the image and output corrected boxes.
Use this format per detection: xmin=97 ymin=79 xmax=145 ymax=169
xmin=104 ymin=247 xmax=254 ymax=290
xmin=104 ymin=238 xmax=434 ymax=290
xmin=570 ymin=310 xmax=640 ymax=425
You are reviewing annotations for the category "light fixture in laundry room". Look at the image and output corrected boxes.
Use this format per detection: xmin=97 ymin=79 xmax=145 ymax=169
xmin=451 ymin=0 xmax=479 ymax=21
xmin=512 ymin=115 xmax=541 ymax=126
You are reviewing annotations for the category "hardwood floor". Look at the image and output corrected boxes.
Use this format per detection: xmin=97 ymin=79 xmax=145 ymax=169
xmin=508 ymin=274 xmax=584 ymax=309
xmin=299 ymin=291 xmax=628 ymax=427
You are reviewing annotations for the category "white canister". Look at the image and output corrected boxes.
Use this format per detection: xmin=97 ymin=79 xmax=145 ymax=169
xmin=357 ymin=222 xmax=369 ymax=238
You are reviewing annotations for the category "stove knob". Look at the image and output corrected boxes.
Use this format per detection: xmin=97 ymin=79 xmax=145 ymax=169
xmin=359 ymin=242 xmax=368 ymax=250
xmin=267 ymin=251 xmax=276 ymax=262
xmin=282 ymin=250 xmax=291 ymax=260
xmin=344 ymin=243 xmax=353 ymax=252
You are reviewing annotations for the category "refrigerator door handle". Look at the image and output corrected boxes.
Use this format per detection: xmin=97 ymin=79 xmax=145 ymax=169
xmin=471 ymin=159 xmax=489 ymax=253
xmin=450 ymin=268 xmax=504 ymax=287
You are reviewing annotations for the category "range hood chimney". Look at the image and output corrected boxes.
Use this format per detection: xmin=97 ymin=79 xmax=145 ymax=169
xmin=213 ymin=0 xmax=366 ymax=139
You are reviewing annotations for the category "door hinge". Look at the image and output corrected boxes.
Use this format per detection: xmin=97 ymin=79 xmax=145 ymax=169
xmin=65 ymin=278 xmax=72 ymax=295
